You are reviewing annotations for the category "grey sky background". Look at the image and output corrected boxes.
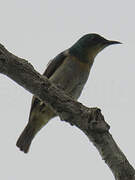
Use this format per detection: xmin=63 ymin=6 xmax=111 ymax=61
xmin=0 ymin=0 xmax=135 ymax=179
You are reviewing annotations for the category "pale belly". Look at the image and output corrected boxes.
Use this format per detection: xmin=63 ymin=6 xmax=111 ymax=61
xmin=30 ymin=58 xmax=91 ymax=125
xmin=49 ymin=58 xmax=90 ymax=100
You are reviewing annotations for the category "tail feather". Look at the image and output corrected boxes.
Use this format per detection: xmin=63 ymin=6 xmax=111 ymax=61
xmin=16 ymin=124 xmax=36 ymax=153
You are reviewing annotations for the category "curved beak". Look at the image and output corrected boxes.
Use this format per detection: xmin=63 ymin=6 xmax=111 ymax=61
xmin=106 ymin=40 xmax=122 ymax=46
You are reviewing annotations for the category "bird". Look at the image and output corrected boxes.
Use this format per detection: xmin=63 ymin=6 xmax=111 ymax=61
xmin=16 ymin=33 xmax=121 ymax=153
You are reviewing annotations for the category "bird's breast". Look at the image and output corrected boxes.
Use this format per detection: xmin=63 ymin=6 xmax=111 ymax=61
xmin=49 ymin=56 xmax=92 ymax=99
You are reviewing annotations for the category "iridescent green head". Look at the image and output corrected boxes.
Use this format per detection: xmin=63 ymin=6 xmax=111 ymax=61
xmin=70 ymin=33 xmax=121 ymax=63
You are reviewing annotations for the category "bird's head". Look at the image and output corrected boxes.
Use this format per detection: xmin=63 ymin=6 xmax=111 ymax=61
xmin=70 ymin=33 xmax=121 ymax=63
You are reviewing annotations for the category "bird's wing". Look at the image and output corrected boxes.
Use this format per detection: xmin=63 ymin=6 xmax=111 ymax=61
xmin=28 ymin=50 xmax=69 ymax=118
xmin=43 ymin=51 xmax=68 ymax=78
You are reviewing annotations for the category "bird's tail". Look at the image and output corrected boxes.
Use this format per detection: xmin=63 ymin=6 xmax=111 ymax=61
xmin=16 ymin=124 xmax=37 ymax=153
xmin=16 ymin=105 xmax=56 ymax=153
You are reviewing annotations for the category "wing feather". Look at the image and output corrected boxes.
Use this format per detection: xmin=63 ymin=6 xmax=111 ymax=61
xmin=43 ymin=51 xmax=67 ymax=78
xmin=29 ymin=50 xmax=68 ymax=118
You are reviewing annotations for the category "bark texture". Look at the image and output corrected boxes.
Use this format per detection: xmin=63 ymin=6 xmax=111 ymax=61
xmin=0 ymin=44 xmax=135 ymax=180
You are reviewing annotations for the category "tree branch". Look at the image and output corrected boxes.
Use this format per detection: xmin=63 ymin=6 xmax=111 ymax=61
xmin=0 ymin=44 xmax=134 ymax=180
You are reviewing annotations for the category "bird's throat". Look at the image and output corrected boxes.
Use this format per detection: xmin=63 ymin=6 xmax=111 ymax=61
xmin=69 ymin=44 xmax=94 ymax=65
